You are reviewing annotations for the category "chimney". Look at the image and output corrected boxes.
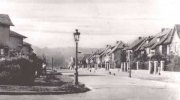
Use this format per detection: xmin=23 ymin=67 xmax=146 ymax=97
xmin=161 ymin=28 xmax=170 ymax=32
xmin=116 ymin=41 xmax=119 ymax=44
xmin=138 ymin=37 xmax=142 ymax=40
xmin=161 ymin=28 xmax=166 ymax=32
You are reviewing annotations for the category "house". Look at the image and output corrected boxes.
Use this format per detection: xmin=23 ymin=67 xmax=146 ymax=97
xmin=106 ymin=41 xmax=126 ymax=69
xmin=0 ymin=14 xmax=14 ymax=57
xmin=9 ymin=30 xmax=27 ymax=57
xmin=80 ymin=54 xmax=91 ymax=68
xmin=99 ymin=45 xmax=112 ymax=70
xmin=145 ymin=28 xmax=172 ymax=58
xmin=127 ymin=37 xmax=147 ymax=61
xmin=85 ymin=53 xmax=94 ymax=68
xmin=21 ymin=42 xmax=33 ymax=56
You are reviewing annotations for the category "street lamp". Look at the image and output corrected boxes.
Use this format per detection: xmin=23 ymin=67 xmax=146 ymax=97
xmin=73 ymin=29 xmax=80 ymax=85
xmin=128 ymin=50 xmax=132 ymax=78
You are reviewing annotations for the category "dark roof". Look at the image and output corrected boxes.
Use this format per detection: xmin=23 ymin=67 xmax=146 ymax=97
xmin=175 ymin=24 xmax=180 ymax=36
xmin=82 ymin=54 xmax=91 ymax=60
xmin=23 ymin=42 xmax=33 ymax=50
xmin=23 ymin=42 xmax=31 ymax=46
xmin=145 ymin=36 xmax=157 ymax=48
xmin=128 ymin=37 xmax=146 ymax=50
xmin=108 ymin=41 xmax=125 ymax=54
xmin=163 ymin=28 xmax=174 ymax=44
xmin=0 ymin=14 xmax=14 ymax=26
xmin=138 ymin=36 xmax=154 ymax=50
xmin=150 ymin=28 xmax=172 ymax=49
xmin=99 ymin=45 xmax=112 ymax=57
xmin=135 ymin=37 xmax=148 ymax=51
xmin=10 ymin=30 xmax=27 ymax=38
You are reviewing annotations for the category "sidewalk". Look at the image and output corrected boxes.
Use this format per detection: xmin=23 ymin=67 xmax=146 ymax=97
xmin=110 ymin=69 xmax=180 ymax=84
xmin=79 ymin=68 xmax=180 ymax=84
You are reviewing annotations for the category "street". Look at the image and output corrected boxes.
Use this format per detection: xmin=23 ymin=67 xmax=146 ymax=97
xmin=0 ymin=70 xmax=180 ymax=100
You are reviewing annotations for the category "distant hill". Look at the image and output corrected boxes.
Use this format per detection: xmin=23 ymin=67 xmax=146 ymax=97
xmin=32 ymin=46 xmax=98 ymax=68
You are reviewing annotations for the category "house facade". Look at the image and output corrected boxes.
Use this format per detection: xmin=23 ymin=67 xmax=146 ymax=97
xmin=0 ymin=14 xmax=33 ymax=59
xmin=106 ymin=41 xmax=126 ymax=69
xmin=9 ymin=30 xmax=27 ymax=54
xmin=145 ymin=26 xmax=180 ymax=58
xmin=0 ymin=14 xmax=14 ymax=57
xmin=169 ymin=25 xmax=180 ymax=56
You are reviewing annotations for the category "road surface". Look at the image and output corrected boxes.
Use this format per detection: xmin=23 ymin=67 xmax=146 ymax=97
xmin=0 ymin=70 xmax=180 ymax=100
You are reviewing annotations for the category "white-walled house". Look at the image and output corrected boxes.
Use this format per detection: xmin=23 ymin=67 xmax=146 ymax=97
xmin=169 ymin=25 xmax=180 ymax=56
xmin=142 ymin=25 xmax=180 ymax=72
xmin=146 ymin=25 xmax=180 ymax=57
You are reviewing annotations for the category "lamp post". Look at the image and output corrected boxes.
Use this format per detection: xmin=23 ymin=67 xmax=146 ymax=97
xmin=128 ymin=50 xmax=132 ymax=78
xmin=73 ymin=29 xmax=80 ymax=85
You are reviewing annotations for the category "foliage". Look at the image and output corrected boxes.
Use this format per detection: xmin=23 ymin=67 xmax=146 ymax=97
xmin=151 ymin=51 xmax=166 ymax=61
xmin=136 ymin=50 xmax=148 ymax=62
xmin=121 ymin=50 xmax=126 ymax=62
xmin=0 ymin=55 xmax=43 ymax=85
xmin=166 ymin=54 xmax=180 ymax=71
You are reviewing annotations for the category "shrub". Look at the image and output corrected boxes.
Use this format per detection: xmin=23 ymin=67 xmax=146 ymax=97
xmin=166 ymin=55 xmax=180 ymax=71
xmin=0 ymin=58 xmax=37 ymax=85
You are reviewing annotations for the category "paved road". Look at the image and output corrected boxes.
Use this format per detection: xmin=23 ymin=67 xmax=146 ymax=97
xmin=1 ymin=71 xmax=180 ymax=100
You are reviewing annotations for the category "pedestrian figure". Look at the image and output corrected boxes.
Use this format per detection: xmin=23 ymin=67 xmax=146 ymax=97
xmin=42 ymin=63 xmax=47 ymax=75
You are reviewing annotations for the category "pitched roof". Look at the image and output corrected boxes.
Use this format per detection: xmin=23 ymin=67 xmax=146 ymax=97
xmin=10 ymin=30 xmax=27 ymax=38
xmin=82 ymin=54 xmax=91 ymax=61
xmin=108 ymin=41 xmax=125 ymax=54
xmin=99 ymin=45 xmax=112 ymax=57
xmin=0 ymin=14 xmax=14 ymax=26
xmin=175 ymin=24 xmax=180 ymax=36
xmin=23 ymin=42 xmax=31 ymax=46
xmin=145 ymin=36 xmax=157 ymax=48
xmin=150 ymin=28 xmax=172 ymax=49
xmin=23 ymin=42 xmax=33 ymax=50
xmin=139 ymin=36 xmax=154 ymax=50
xmin=128 ymin=37 xmax=146 ymax=50
xmin=135 ymin=37 xmax=148 ymax=51
xmin=163 ymin=28 xmax=174 ymax=44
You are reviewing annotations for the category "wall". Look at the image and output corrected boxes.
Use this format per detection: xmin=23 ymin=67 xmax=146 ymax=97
xmin=0 ymin=25 xmax=9 ymax=46
xmin=9 ymin=36 xmax=23 ymax=51
xmin=113 ymin=49 xmax=122 ymax=68
xmin=22 ymin=46 xmax=31 ymax=56
xmin=170 ymin=30 xmax=180 ymax=56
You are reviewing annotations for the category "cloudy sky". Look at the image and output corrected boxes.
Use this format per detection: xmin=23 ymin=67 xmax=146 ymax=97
xmin=0 ymin=0 xmax=180 ymax=48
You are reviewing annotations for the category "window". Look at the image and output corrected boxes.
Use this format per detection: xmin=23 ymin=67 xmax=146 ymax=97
xmin=157 ymin=38 xmax=160 ymax=42
xmin=0 ymin=49 xmax=4 ymax=55
xmin=146 ymin=48 xmax=150 ymax=54
xmin=146 ymin=41 xmax=149 ymax=44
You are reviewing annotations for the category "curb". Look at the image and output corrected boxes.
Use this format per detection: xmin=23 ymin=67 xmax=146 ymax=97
xmin=0 ymin=91 xmax=67 ymax=95
xmin=0 ymin=90 xmax=89 ymax=95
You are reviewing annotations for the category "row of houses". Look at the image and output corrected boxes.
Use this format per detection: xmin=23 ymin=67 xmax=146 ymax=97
xmin=79 ymin=24 xmax=180 ymax=73
xmin=0 ymin=14 xmax=33 ymax=59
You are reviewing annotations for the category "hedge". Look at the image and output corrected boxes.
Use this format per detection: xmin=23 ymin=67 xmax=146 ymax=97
xmin=0 ymin=58 xmax=39 ymax=85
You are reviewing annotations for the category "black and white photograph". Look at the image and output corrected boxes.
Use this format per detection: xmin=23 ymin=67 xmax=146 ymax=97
xmin=0 ymin=0 xmax=180 ymax=100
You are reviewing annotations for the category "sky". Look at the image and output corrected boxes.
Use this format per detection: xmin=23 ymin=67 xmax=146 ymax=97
xmin=0 ymin=0 xmax=180 ymax=48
